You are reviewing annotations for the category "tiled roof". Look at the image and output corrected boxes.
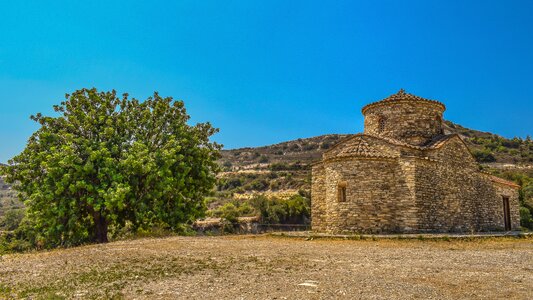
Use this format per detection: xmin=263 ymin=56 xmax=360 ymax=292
xmin=362 ymin=89 xmax=446 ymax=114
xmin=323 ymin=134 xmax=397 ymax=160
xmin=425 ymin=134 xmax=458 ymax=149
xmin=363 ymin=133 xmax=426 ymax=150
xmin=327 ymin=133 xmax=464 ymax=157
xmin=483 ymin=173 xmax=521 ymax=188
xmin=337 ymin=137 xmax=381 ymax=157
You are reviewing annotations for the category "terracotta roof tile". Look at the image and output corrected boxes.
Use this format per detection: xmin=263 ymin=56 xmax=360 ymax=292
xmin=362 ymin=89 xmax=446 ymax=114
xmin=483 ymin=173 xmax=521 ymax=188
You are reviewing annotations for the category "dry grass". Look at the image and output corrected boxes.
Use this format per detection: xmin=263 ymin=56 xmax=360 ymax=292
xmin=1 ymin=235 xmax=532 ymax=299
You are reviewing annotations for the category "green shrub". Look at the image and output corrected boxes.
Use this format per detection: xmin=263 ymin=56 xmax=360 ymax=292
xmin=472 ymin=149 xmax=496 ymax=162
xmin=249 ymin=194 xmax=310 ymax=224
xmin=289 ymin=144 xmax=300 ymax=152
xmin=269 ymin=181 xmax=280 ymax=190
xmin=0 ymin=209 xmax=25 ymax=231
xmin=209 ymin=201 xmax=255 ymax=223
xmin=520 ymin=207 xmax=533 ymax=230
xmin=320 ymin=142 xmax=332 ymax=149
xmin=303 ymin=143 xmax=318 ymax=151
xmin=219 ymin=177 xmax=243 ymax=191
xmin=270 ymin=163 xmax=290 ymax=171
xmin=258 ymin=155 xmax=269 ymax=163
xmin=247 ymin=179 xmax=269 ymax=191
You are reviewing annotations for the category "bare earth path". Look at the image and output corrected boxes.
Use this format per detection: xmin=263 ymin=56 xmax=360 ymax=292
xmin=1 ymin=235 xmax=532 ymax=299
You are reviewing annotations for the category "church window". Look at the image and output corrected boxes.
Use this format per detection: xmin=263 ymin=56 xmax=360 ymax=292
xmin=338 ymin=182 xmax=347 ymax=202
xmin=435 ymin=115 xmax=443 ymax=133
xmin=378 ymin=116 xmax=386 ymax=133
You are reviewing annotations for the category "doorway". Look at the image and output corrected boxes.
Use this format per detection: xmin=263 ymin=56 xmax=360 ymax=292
xmin=502 ymin=196 xmax=511 ymax=231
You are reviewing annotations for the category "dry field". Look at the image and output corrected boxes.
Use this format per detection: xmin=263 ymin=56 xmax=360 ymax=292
xmin=0 ymin=235 xmax=532 ymax=299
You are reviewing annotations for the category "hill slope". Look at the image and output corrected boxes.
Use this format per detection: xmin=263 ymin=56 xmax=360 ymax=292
xmin=2 ymin=121 xmax=532 ymax=229
xmin=216 ymin=121 xmax=532 ymax=199
xmin=219 ymin=121 xmax=533 ymax=169
xmin=213 ymin=121 xmax=533 ymax=227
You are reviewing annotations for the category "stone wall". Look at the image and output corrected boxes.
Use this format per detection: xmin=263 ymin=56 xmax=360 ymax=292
xmin=491 ymin=180 xmax=521 ymax=230
xmin=364 ymin=101 xmax=444 ymax=146
xmin=311 ymin=91 xmax=520 ymax=234
xmin=311 ymin=151 xmax=520 ymax=233
xmin=413 ymin=159 xmax=517 ymax=232
xmin=311 ymin=163 xmax=326 ymax=232
xmin=314 ymin=158 xmax=419 ymax=233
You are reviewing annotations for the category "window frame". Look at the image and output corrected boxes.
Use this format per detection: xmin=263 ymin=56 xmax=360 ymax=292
xmin=378 ymin=116 xmax=386 ymax=133
xmin=337 ymin=181 xmax=347 ymax=202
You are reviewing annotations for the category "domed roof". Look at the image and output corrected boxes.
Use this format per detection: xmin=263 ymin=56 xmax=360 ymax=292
xmin=362 ymin=89 xmax=446 ymax=114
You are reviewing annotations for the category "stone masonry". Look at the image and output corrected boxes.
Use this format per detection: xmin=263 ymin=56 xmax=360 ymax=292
xmin=312 ymin=89 xmax=520 ymax=233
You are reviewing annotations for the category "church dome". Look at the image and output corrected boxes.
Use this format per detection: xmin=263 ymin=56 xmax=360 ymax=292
xmin=362 ymin=89 xmax=446 ymax=146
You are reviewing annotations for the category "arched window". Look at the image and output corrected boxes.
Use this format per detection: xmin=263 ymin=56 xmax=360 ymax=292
xmin=435 ymin=115 xmax=443 ymax=133
xmin=378 ymin=116 xmax=386 ymax=133
xmin=337 ymin=181 xmax=347 ymax=202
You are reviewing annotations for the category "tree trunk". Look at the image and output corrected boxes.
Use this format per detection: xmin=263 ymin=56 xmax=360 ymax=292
xmin=93 ymin=212 xmax=109 ymax=243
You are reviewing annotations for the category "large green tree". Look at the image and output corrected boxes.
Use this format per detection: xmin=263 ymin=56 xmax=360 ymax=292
xmin=2 ymin=88 xmax=220 ymax=246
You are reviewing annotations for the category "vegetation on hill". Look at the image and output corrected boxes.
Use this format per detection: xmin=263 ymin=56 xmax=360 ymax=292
xmin=214 ymin=121 xmax=533 ymax=230
xmin=0 ymin=176 xmax=23 ymax=231
xmin=1 ymin=119 xmax=532 ymax=248
xmin=444 ymin=121 xmax=533 ymax=164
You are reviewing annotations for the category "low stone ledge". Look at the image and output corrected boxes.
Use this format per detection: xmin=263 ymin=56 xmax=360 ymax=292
xmin=269 ymin=231 xmax=532 ymax=240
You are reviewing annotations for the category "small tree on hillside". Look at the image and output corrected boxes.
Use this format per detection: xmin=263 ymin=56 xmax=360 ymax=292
xmin=2 ymin=88 xmax=220 ymax=246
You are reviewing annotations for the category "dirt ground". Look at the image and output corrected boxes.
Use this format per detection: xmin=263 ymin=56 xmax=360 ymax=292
xmin=1 ymin=235 xmax=532 ymax=299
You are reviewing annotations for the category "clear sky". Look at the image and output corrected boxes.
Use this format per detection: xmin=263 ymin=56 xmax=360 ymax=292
xmin=1 ymin=0 xmax=532 ymax=162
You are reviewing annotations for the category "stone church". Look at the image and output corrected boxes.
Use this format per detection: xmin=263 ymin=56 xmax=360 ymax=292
xmin=311 ymin=90 xmax=520 ymax=233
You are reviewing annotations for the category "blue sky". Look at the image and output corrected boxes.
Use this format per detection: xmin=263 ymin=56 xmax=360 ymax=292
xmin=1 ymin=1 xmax=532 ymax=162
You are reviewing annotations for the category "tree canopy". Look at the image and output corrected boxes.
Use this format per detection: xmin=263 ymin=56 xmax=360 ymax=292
xmin=2 ymin=88 xmax=220 ymax=246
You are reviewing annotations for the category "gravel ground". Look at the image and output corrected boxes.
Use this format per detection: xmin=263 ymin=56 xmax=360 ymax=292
xmin=0 ymin=235 xmax=532 ymax=299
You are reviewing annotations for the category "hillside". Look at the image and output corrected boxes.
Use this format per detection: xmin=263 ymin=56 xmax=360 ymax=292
xmin=219 ymin=121 xmax=533 ymax=169
xmin=2 ymin=121 xmax=533 ymax=230
xmin=215 ymin=121 xmax=533 ymax=202
xmin=0 ymin=175 xmax=21 ymax=218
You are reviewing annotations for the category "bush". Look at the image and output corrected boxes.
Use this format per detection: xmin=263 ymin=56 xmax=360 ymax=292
xmin=472 ymin=149 xmax=496 ymax=162
xmin=320 ymin=142 xmax=332 ymax=149
xmin=213 ymin=203 xmax=240 ymax=223
xmin=269 ymin=162 xmax=308 ymax=171
xmin=0 ymin=209 xmax=25 ymax=231
xmin=302 ymin=143 xmax=318 ymax=151
xmin=0 ymin=217 xmax=39 ymax=253
xmin=219 ymin=177 xmax=243 ymax=191
xmin=520 ymin=207 xmax=533 ymax=230
xmin=258 ymin=155 xmax=269 ymax=163
xmin=209 ymin=201 xmax=255 ymax=223
xmin=289 ymin=144 xmax=300 ymax=152
xmin=269 ymin=181 xmax=280 ymax=190
xmin=249 ymin=194 xmax=310 ymax=224
xmin=270 ymin=163 xmax=290 ymax=171
xmin=246 ymin=179 xmax=269 ymax=191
